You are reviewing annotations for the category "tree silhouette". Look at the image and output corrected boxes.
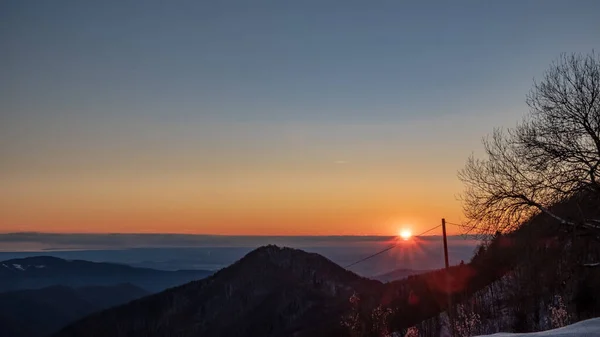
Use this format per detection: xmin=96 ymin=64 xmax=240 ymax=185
xmin=459 ymin=52 xmax=600 ymax=234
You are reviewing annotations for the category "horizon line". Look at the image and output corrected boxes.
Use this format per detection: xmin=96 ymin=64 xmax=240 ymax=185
xmin=0 ymin=231 xmax=478 ymax=238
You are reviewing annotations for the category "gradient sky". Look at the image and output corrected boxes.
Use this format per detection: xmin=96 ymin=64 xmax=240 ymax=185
xmin=1 ymin=1 xmax=599 ymax=235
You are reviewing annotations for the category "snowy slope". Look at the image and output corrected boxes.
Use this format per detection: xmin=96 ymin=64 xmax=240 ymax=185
xmin=475 ymin=318 xmax=600 ymax=336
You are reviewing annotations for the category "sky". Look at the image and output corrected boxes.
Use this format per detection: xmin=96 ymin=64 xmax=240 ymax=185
xmin=1 ymin=1 xmax=599 ymax=235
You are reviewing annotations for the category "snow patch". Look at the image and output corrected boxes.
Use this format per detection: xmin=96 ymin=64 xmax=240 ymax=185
xmin=35 ymin=265 xmax=46 ymax=268
xmin=475 ymin=317 xmax=600 ymax=336
xmin=12 ymin=264 xmax=24 ymax=271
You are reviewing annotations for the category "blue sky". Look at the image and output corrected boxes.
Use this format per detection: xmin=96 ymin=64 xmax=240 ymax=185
xmin=4 ymin=1 xmax=599 ymax=124
xmin=1 ymin=1 xmax=599 ymax=235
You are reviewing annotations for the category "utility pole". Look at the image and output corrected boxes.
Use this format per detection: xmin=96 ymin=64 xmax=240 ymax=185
xmin=442 ymin=218 xmax=453 ymax=336
xmin=442 ymin=218 xmax=449 ymax=269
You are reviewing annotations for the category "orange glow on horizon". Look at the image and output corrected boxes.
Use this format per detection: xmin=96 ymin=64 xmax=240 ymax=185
xmin=0 ymin=167 xmax=465 ymax=235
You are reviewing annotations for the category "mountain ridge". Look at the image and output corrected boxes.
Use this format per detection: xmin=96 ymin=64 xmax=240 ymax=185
xmin=0 ymin=283 xmax=149 ymax=337
xmin=0 ymin=255 xmax=214 ymax=293
xmin=54 ymin=245 xmax=383 ymax=337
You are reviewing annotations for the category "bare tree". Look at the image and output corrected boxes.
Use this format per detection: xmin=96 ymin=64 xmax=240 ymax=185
xmin=459 ymin=52 xmax=600 ymax=233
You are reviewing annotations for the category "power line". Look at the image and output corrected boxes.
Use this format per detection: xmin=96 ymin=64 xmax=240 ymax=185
xmin=445 ymin=221 xmax=479 ymax=237
xmin=344 ymin=224 xmax=443 ymax=269
xmin=415 ymin=224 xmax=443 ymax=237
xmin=344 ymin=244 xmax=396 ymax=269
xmin=444 ymin=221 xmax=489 ymax=244
xmin=343 ymin=220 xmax=475 ymax=269
xmin=445 ymin=221 xmax=472 ymax=229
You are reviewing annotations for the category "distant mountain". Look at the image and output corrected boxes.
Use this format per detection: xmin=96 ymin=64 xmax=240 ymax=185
xmin=0 ymin=256 xmax=213 ymax=293
xmin=373 ymin=268 xmax=429 ymax=282
xmin=54 ymin=245 xmax=382 ymax=337
xmin=0 ymin=283 xmax=149 ymax=337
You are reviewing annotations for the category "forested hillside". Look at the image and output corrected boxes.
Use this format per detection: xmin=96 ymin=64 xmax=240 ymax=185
xmin=399 ymin=194 xmax=600 ymax=336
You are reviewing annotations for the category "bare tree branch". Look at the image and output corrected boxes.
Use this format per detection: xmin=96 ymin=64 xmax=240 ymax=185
xmin=459 ymin=52 xmax=600 ymax=234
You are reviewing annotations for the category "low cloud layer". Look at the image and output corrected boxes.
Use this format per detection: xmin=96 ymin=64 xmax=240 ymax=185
xmin=0 ymin=232 xmax=480 ymax=250
xmin=0 ymin=233 xmax=481 ymax=277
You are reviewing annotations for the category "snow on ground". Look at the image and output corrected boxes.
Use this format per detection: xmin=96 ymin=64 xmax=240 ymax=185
xmin=475 ymin=318 xmax=600 ymax=336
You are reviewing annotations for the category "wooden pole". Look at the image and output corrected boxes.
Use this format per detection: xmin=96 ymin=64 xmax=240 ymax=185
xmin=442 ymin=218 xmax=449 ymax=269
xmin=442 ymin=218 xmax=453 ymax=336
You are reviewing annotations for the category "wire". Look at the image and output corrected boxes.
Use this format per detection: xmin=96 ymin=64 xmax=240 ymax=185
xmin=415 ymin=224 xmax=443 ymax=237
xmin=445 ymin=221 xmax=484 ymax=240
xmin=343 ymin=221 xmax=476 ymax=269
xmin=445 ymin=222 xmax=470 ymax=234
xmin=344 ymin=244 xmax=396 ymax=269
xmin=445 ymin=221 xmax=472 ymax=229
xmin=344 ymin=224 xmax=443 ymax=268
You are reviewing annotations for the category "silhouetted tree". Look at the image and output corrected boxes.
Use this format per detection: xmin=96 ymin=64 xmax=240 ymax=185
xmin=459 ymin=52 xmax=600 ymax=234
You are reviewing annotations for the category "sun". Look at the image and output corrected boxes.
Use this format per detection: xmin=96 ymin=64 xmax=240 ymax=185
xmin=399 ymin=228 xmax=412 ymax=240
